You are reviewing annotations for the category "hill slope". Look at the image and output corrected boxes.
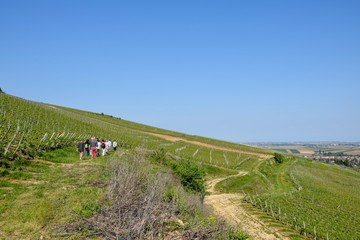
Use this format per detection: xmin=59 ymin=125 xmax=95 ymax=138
xmin=1 ymin=94 xmax=359 ymax=239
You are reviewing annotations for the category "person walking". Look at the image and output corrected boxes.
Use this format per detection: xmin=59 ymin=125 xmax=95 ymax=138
xmin=84 ymin=139 xmax=90 ymax=156
xmin=77 ymin=140 xmax=85 ymax=160
xmin=108 ymin=139 xmax=112 ymax=151
xmin=90 ymin=136 xmax=98 ymax=159
xmin=113 ymin=140 xmax=118 ymax=151
xmin=101 ymin=139 xmax=106 ymax=156
xmin=96 ymin=138 xmax=101 ymax=157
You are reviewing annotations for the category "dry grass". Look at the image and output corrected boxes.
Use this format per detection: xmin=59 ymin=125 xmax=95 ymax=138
xmin=93 ymin=152 xmax=177 ymax=239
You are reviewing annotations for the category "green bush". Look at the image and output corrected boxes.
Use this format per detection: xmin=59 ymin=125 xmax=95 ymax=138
xmin=274 ymin=152 xmax=285 ymax=164
xmin=149 ymin=148 xmax=167 ymax=164
xmin=149 ymin=150 xmax=206 ymax=198
xmin=170 ymin=160 xmax=206 ymax=198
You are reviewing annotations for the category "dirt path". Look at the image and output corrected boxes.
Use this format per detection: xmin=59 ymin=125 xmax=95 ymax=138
xmin=204 ymin=173 xmax=289 ymax=240
xmin=144 ymin=132 xmax=272 ymax=159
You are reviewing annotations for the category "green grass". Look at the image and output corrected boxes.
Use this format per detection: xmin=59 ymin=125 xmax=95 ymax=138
xmin=288 ymin=159 xmax=360 ymax=238
xmin=215 ymin=172 xmax=269 ymax=194
xmin=201 ymin=163 xmax=238 ymax=178
xmin=0 ymin=147 xmax=109 ymax=239
xmin=258 ymin=157 xmax=294 ymax=193
xmin=39 ymin=147 xmax=79 ymax=163
xmin=212 ymin=153 xmax=360 ymax=239
xmin=236 ymin=157 xmax=264 ymax=172
xmin=243 ymin=157 xmax=360 ymax=239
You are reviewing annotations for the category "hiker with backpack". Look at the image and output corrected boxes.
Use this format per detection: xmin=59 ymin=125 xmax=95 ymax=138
xmin=77 ymin=140 xmax=85 ymax=160
xmin=84 ymin=139 xmax=90 ymax=156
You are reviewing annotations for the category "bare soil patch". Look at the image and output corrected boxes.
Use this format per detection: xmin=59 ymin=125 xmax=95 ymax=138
xmin=204 ymin=173 xmax=289 ymax=240
xmin=7 ymin=179 xmax=47 ymax=185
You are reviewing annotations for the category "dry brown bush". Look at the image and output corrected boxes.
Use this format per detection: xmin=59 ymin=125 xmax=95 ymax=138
xmin=73 ymin=149 xmax=234 ymax=239
xmin=84 ymin=151 xmax=178 ymax=239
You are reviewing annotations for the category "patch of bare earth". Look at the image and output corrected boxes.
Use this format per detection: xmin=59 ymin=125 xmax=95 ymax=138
xmin=144 ymin=132 xmax=272 ymax=159
xmin=7 ymin=179 xmax=47 ymax=185
xmin=204 ymin=173 xmax=289 ymax=240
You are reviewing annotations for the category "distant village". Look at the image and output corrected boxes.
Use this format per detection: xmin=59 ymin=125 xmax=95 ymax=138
xmin=251 ymin=142 xmax=360 ymax=169
xmin=309 ymin=150 xmax=360 ymax=169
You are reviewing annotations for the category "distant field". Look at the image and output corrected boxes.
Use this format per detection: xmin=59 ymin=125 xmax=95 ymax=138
xmin=289 ymin=149 xmax=300 ymax=154
xmin=273 ymin=149 xmax=289 ymax=153
xmin=262 ymin=144 xmax=360 ymax=156
xmin=269 ymin=146 xmax=315 ymax=156
xmin=273 ymin=149 xmax=301 ymax=154
xmin=348 ymin=150 xmax=360 ymax=155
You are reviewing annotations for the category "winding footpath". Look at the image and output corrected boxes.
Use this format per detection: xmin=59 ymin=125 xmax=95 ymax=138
xmin=142 ymin=131 xmax=288 ymax=239
xmin=204 ymin=172 xmax=289 ymax=240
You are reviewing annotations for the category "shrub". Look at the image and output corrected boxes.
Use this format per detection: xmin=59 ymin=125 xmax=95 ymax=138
xmin=274 ymin=152 xmax=285 ymax=164
xmin=86 ymin=152 xmax=180 ymax=239
xmin=170 ymin=160 xmax=206 ymax=198
xmin=68 ymin=150 xmax=245 ymax=239
xmin=149 ymin=150 xmax=207 ymax=198
xmin=149 ymin=148 xmax=167 ymax=164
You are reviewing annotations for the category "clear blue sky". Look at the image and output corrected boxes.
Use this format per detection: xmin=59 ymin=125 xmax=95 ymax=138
xmin=1 ymin=1 xmax=359 ymax=142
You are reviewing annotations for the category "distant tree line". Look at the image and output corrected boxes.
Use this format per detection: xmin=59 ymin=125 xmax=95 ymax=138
xmin=323 ymin=151 xmax=347 ymax=156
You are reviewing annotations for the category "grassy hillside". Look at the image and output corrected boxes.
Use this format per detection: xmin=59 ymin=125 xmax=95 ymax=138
xmin=216 ymin=155 xmax=360 ymax=239
xmin=0 ymin=147 xmax=107 ymax=238
xmin=53 ymin=104 xmax=270 ymax=154
xmin=0 ymin=94 xmax=253 ymax=239
xmin=1 ymin=93 xmax=360 ymax=239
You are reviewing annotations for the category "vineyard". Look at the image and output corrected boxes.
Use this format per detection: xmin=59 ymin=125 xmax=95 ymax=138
xmin=216 ymin=155 xmax=360 ymax=239
xmin=1 ymin=93 xmax=360 ymax=239
xmin=0 ymin=93 xmax=270 ymax=171
xmin=0 ymin=94 xmax=174 ymax=161
xmin=0 ymin=94 xmax=131 ymax=161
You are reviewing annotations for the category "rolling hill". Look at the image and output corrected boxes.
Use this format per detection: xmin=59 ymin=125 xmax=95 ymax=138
xmin=0 ymin=93 xmax=359 ymax=239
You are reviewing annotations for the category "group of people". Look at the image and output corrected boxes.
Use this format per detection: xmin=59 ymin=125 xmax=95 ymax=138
xmin=77 ymin=137 xmax=118 ymax=160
